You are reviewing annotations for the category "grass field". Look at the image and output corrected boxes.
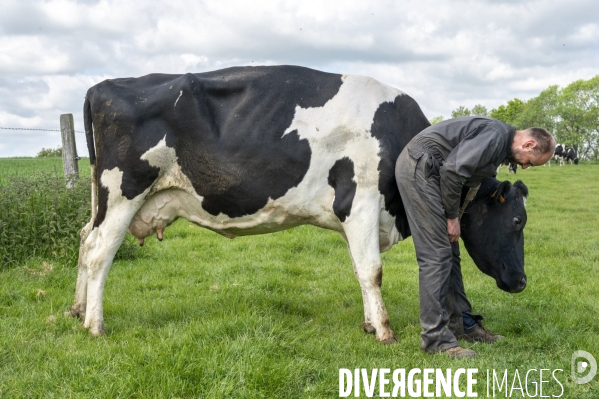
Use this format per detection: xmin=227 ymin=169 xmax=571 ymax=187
xmin=0 ymin=157 xmax=91 ymax=185
xmin=0 ymin=159 xmax=598 ymax=398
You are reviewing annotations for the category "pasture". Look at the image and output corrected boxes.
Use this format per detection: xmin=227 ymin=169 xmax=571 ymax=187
xmin=0 ymin=159 xmax=598 ymax=398
xmin=0 ymin=157 xmax=90 ymax=185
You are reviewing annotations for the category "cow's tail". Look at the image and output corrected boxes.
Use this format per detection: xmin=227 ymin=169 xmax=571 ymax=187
xmin=83 ymin=95 xmax=98 ymax=222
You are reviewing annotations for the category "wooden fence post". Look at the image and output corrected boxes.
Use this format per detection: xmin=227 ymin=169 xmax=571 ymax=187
xmin=60 ymin=113 xmax=79 ymax=187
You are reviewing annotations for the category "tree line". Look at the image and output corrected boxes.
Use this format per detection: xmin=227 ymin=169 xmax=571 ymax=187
xmin=430 ymin=75 xmax=599 ymax=160
xmin=37 ymin=146 xmax=62 ymax=157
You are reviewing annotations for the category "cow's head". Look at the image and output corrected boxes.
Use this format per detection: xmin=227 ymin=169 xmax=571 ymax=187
xmin=460 ymin=178 xmax=529 ymax=293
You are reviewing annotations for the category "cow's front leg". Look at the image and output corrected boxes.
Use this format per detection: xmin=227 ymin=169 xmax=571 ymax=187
xmin=343 ymin=216 xmax=397 ymax=344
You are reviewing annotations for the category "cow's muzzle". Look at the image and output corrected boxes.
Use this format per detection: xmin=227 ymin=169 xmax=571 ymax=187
xmin=514 ymin=275 xmax=527 ymax=293
xmin=497 ymin=273 xmax=527 ymax=293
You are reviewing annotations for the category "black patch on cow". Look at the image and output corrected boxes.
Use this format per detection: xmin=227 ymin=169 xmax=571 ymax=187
xmin=86 ymin=66 xmax=343 ymax=226
xmin=369 ymin=94 xmax=431 ymax=238
xmin=328 ymin=158 xmax=357 ymax=222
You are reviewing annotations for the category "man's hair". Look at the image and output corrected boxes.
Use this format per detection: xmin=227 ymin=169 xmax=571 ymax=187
xmin=524 ymin=127 xmax=555 ymax=154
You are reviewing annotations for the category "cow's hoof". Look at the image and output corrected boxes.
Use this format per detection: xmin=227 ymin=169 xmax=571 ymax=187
xmin=89 ymin=325 xmax=106 ymax=337
xmin=361 ymin=322 xmax=376 ymax=334
xmin=67 ymin=305 xmax=85 ymax=319
xmin=380 ymin=336 xmax=398 ymax=345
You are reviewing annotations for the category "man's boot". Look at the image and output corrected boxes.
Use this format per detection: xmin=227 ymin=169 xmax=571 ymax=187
xmin=457 ymin=315 xmax=505 ymax=343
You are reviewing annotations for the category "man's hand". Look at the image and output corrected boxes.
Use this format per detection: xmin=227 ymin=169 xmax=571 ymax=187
xmin=447 ymin=217 xmax=460 ymax=242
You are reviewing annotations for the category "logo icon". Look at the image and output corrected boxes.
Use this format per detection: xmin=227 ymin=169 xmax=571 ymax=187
xmin=571 ymin=350 xmax=597 ymax=384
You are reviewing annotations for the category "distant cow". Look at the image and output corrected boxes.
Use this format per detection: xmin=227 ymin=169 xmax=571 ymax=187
xmin=69 ymin=66 xmax=529 ymax=340
xmin=551 ymin=144 xmax=567 ymax=166
xmin=497 ymin=160 xmax=518 ymax=174
xmin=565 ymin=147 xmax=579 ymax=165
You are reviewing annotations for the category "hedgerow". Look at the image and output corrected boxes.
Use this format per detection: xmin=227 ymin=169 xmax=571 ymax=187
xmin=0 ymin=171 xmax=90 ymax=268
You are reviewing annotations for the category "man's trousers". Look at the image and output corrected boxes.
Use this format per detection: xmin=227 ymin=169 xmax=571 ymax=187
xmin=395 ymin=144 xmax=472 ymax=352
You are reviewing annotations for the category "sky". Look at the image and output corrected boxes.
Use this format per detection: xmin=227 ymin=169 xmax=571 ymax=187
xmin=1 ymin=0 xmax=597 ymax=157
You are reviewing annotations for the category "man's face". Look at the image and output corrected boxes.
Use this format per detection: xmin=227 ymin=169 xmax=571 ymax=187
xmin=509 ymin=147 xmax=553 ymax=169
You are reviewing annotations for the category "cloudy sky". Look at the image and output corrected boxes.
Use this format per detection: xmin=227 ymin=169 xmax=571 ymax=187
xmin=1 ymin=0 xmax=597 ymax=157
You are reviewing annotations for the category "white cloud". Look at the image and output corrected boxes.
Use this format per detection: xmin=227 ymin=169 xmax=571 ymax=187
xmin=0 ymin=0 xmax=597 ymax=156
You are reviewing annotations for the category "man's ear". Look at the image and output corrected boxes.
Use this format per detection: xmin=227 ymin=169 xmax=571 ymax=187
xmin=523 ymin=139 xmax=536 ymax=150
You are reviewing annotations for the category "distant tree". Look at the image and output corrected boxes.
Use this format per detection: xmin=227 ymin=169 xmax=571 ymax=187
xmin=429 ymin=116 xmax=444 ymax=125
xmin=517 ymin=85 xmax=560 ymax=135
xmin=556 ymin=76 xmax=599 ymax=159
xmin=471 ymin=104 xmax=489 ymax=117
xmin=37 ymin=146 xmax=62 ymax=157
xmin=489 ymin=98 xmax=525 ymax=127
xmin=451 ymin=106 xmax=471 ymax=118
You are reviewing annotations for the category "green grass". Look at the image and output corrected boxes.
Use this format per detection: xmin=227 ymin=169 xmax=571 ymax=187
xmin=0 ymin=157 xmax=90 ymax=185
xmin=0 ymin=161 xmax=598 ymax=398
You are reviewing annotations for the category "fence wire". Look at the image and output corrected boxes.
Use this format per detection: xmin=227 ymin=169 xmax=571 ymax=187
xmin=0 ymin=127 xmax=85 ymax=134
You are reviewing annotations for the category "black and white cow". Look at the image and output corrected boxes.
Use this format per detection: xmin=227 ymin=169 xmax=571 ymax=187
xmin=497 ymin=160 xmax=518 ymax=174
xmin=70 ymin=66 xmax=529 ymax=341
xmin=551 ymin=144 xmax=566 ymax=166
xmin=565 ymin=147 xmax=579 ymax=165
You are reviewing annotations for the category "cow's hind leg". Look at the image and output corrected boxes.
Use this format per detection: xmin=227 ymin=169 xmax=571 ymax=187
xmin=81 ymin=200 xmax=143 ymax=336
xmin=343 ymin=214 xmax=397 ymax=344
xmin=68 ymin=220 xmax=94 ymax=318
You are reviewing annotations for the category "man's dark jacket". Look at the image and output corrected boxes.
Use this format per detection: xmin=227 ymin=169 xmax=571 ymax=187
xmin=409 ymin=116 xmax=515 ymax=219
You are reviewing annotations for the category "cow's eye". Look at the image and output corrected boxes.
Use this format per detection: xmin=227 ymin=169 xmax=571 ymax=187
xmin=513 ymin=217 xmax=522 ymax=228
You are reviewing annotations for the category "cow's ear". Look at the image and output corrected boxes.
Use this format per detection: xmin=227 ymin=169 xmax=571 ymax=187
xmin=492 ymin=181 xmax=512 ymax=203
xmin=513 ymin=180 xmax=528 ymax=198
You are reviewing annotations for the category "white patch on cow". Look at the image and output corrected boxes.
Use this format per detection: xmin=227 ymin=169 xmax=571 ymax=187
xmin=282 ymin=74 xmax=404 ymax=247
xmin=140 ymin=136 xmax=193 ymax=192
xmin=522 ymin=196 xmax=527 ymax=207
xmin=174 ymin=90 xmax=183 ymax=109
xmin=100 ymin=167 xmax=125 ymax=207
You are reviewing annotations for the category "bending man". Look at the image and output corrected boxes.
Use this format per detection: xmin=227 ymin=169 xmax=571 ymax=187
xmin=395 ymin=116 xmax=555 ymax=359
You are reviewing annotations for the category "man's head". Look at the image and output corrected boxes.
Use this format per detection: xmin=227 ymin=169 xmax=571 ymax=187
xmin=509 ymin=127 xmax=556 ymax=169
